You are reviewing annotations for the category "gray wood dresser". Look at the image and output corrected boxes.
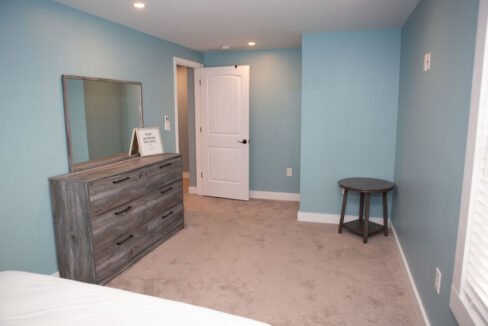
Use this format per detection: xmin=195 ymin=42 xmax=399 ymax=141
xmin=49 ymin=154 xmax=184 ymax=284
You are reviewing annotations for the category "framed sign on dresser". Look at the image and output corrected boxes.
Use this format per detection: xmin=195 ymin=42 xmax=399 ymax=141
xmin=49 ymin=154 xmax=184 ymax=284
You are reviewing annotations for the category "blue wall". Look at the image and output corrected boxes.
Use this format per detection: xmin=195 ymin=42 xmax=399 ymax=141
xmin=393 ymin=0 xmax=478 ymax=324
xmin=0 ymin=0 xmax=202 ymax=274
xmin=204 ymin=49 xmax=302 ymax=194
xmin=299 ymin=30 xmax=401 ymax=217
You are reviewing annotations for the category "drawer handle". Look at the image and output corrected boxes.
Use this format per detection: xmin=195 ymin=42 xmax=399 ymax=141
xmin=160 ymin=210 xmax=174 ymax=220
xmin=112 ymin=176 xmax=131 ymax=184
xmin=116 ymin=234 xmax=134 ymax=246
xmin=114 ymin=206 xmax=132 ymax=216
xmin=160 ymin=187 xmax=173 ymax=194
xmin=159 ymin=163 xmax=172 ymax=169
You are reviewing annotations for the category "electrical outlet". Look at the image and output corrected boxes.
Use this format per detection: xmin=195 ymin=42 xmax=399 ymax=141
xmin=435 ymin=267 xmax=442 ymax=294
xmin=286 ymin=168 xmax=292 ymax=177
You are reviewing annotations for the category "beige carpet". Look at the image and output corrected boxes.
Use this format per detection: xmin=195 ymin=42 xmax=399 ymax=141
xmin=108 ymin=194 xmax=424 ymax=326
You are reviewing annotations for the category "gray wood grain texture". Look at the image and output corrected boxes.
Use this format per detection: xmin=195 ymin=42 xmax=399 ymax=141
xmin=146 ymin=157 xmax=182 ymax=190
xmin=146 ymin=203 xmax=184 ymax=235
xmin=51 ymin=154 xmax=180 ymax=182
xmin=50 ymin=154 xmax=184 ymax=284
xmin=95 ymin=204 xmax=183 ymax=281
xmin=91 ymin=195 xmax=147 ymax=249
xmin=49 ymin=180 xmax=96 ymax=283
xmin=89 ymin=168 xmax=145 ymax=216
xmin=95 ymin=223 xmax=151 ymax=282
xmin=97 ymin=218 xmax=184 ymax=285
xmin=146 ymin=180 xmax=183 ymax=218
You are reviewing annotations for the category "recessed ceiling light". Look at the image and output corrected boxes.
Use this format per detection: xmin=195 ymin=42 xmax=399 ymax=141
xmin=221 ymin=45 xmax=230 ymax=50
xmin=248 ymin=41 xmax=256 ymax=47
xmin=133 ymin=2 xmax=145 ymax=9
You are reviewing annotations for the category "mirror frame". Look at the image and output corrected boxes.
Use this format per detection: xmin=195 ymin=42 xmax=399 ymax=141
xmin=61 ymin=75 xmax=144 ymax=172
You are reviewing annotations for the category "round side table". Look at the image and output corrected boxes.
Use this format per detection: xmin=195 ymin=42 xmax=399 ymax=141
xmin=338 ymin=177 xmax=395 ymax=243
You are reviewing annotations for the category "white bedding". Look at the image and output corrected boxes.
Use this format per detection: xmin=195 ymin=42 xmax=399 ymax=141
xmin=0 ymin=271 xmax=270 ymax=326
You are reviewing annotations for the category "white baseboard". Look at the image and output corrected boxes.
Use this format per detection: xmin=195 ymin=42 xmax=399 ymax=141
xmin=391 ymin=224 xmax=430 ymax=326
xmin=188 ymin=189 xmax=299 ymax=200
xmin=182 ymin=172 xmax=190 ymax=179
xmin=51 ymin=271 xmax=59 ymax=277
xmin=250 ymin=191 xmax=300 ymax=202
xmin=297 ymin=211 xmax=387 ymax=225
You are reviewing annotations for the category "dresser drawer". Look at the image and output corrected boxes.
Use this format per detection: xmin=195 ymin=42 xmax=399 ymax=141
xmin=89 ymin=169 xmax=145 ymax=216
xmin=145 ymin=203 xmax=184 ymax=246
xmin=146 ymin=157 xmax=182 ymax=189
xmin=94 ymin=226 xmax=150 ymax=282
xmin=146 ymin=180 xmax=183 ymax=217
xmin=91 ymin=197 xmax=147 ymax=249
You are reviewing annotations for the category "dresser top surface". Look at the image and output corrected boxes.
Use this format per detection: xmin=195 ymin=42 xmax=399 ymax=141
xmin=51 ymin=154 xmax=180 ymax=182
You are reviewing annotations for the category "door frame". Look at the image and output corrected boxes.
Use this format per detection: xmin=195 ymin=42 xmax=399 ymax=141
xmin=173 ymin=57 xmax=203 ymax=193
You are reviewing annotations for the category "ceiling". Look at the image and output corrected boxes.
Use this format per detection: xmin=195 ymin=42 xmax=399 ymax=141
xmin=54 ymin=0 xmax=420 ymax=52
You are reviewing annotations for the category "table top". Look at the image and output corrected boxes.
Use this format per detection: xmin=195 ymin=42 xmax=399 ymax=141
xmin=338 ymin=177 xmax=394 ymax=193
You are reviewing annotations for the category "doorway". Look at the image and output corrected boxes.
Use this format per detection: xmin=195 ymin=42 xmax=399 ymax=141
xmin=198 ymin=65 xmax=250 ymax=200
xmin=173 ymin=59 xmax=250 ymax=200
xmin=173 ymin=58 xmax=203 ymax=193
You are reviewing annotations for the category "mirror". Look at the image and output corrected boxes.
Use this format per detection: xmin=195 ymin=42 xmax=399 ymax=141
xmin=62 ymin=75 xmax=143 ymax=172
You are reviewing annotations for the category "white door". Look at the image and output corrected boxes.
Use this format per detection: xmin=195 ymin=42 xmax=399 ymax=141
xmin=198 ymin=65 xmax=250 ymax=200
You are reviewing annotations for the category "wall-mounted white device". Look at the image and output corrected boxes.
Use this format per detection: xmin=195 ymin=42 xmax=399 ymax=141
xmin=424 ymin=52 xmax=432 ymax=72
xmin=164 ymin=115 xmax=171 ymax=132
xmin=435 ymin=267 xmax=442 ymax=294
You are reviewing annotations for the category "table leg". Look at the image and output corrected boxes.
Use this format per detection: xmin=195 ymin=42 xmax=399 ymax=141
xmin=363 ymin=193 xmax=370 ymax=244
xmin=338 ymin=189 xmax=348 ymax=234
xmin=359 ymin=193 xmax=364 ymax=221
xmin=383 ymin=192 xmax=389 ymax=236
